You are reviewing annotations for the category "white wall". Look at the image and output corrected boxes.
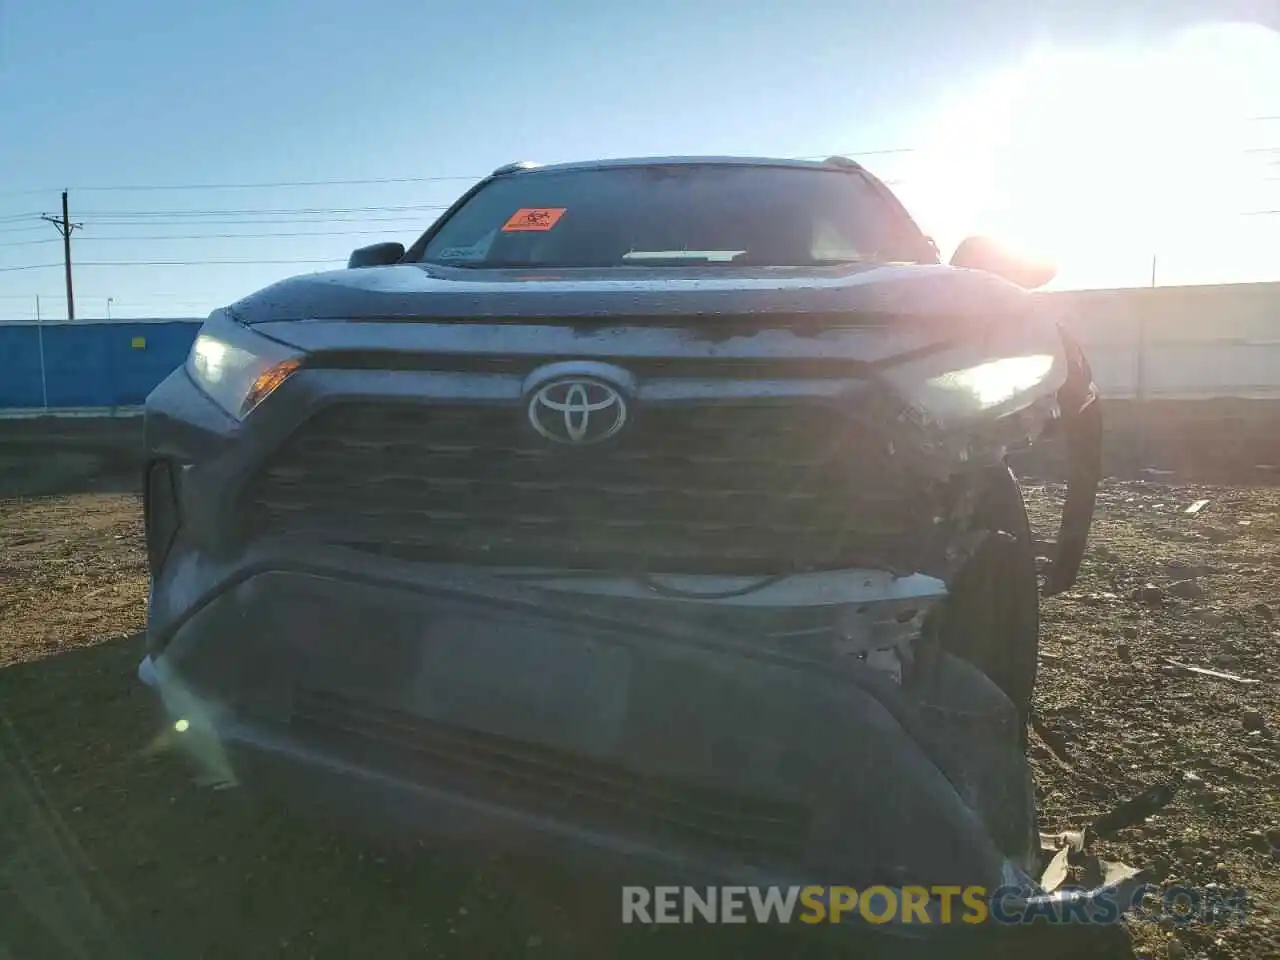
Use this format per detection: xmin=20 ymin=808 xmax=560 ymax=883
xmin=1040 ymin=281 xmax=1280 ymax=400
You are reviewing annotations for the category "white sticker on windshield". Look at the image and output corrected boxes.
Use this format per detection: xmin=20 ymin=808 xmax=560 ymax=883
xmin=436 ymin=230 xmax=496 ymax=260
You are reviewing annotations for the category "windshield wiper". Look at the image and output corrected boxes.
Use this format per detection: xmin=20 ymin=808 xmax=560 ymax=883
xmin=431 ymin=256 xmax=893 ymax=269
xmin=434 ymin=260 xmax=740 ymax=269
xmin=427 ymin=260 xmax=543 ymax=269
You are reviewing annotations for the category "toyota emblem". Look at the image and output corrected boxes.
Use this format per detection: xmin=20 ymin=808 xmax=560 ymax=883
xmin=527 ymin=378 xmax=628 ymax=444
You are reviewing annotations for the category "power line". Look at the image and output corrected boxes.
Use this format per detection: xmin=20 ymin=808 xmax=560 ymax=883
xmin=2 ymin=150 xmax=1275 ymax=307
xmin=0 ymin=229 xmax=407 ymax=248
xmin=11 ymin=134 xmax=1280 ymax=199
xmin=0 ymin=291 xmax=215 ymax=300
xmin=4 ymin=144 xmax=1272 ymax=232
xmin=0 ymin=149 xmax=918 ymax=198
xmin=75 ymin=203 xmax=453 ymax=218
xmin=79 ymin=258 xmax=343 ymax=267
xmin=0 ymin=237 xmax=61 ymax=248
xmin=0 ymin=263 xmax=61 ymax=273
xmin=5 ymin=166 xmax=910 ymax=232
xmin=73 ymin=174 xmax=483 ymax=191
xmin=4 ymin=163 xmax=1264 ymax=234
xmin=0 ymin=257 xmax=342 ymax=272
xmin=0 ymin=173 xmax=484 ymax=199
xmin=3 ymin=208 xmax=1277 ymax=273
xmin=78 ymin=215 xmax=439 ymax=227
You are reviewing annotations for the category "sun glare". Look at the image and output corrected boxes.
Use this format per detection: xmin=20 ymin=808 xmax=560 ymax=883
xmin=897 ymin=22 xmax=1280 ymax=289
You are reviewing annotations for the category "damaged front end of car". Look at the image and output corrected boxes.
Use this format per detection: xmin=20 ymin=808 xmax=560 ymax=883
xmin=141 ymin=292 xmax=1113 ymax=945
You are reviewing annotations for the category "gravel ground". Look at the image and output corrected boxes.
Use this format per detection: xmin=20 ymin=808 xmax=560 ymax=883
xmin=1022 ymin=479 xmax=1280 ymax=960
xmin=1 ymin=457 xmax=1277 ymax=959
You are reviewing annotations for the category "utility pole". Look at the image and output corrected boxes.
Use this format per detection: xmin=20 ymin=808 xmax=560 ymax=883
xmin=41 ymin=191 xmax=82 ymax=320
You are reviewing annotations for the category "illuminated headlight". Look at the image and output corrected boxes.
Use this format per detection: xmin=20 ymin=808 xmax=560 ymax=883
xmin=185 ymin=312 xmax=302 ymax=419
xmin=925 ymin=354 xmax=1057 ymax=410
xmin=881 ymin=312 xmax=1069 ymax=424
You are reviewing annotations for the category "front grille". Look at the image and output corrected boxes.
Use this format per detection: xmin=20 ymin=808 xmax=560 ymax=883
xmin=244 ymin=401 xmax=945 ymax=573
xmin=290 ymin=686 xmax=810 ymax=862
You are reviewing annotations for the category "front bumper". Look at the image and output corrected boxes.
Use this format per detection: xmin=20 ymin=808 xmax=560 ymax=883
xmin=136 ymin=555 xmax=1143 ymax=946
xmin=140 ymin=532 xmax=1121 ymax=938
xmin=137 ymin=653 xmax=1137 ymax=956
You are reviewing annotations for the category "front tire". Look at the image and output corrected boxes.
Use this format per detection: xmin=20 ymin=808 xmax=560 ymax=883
xmin=936 ymin=465 xmax=1041 ymax=725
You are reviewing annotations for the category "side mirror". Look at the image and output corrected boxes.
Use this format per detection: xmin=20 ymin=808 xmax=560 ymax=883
xmin=950 ymin=235 xmax=1056 ymax=290
xmin=347 ymin=241 xmax=406 ymax=269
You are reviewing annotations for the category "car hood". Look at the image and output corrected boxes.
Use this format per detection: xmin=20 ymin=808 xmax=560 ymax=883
xmin=229 ymin=261 xmax=1072 ymax=387
xmin=231 ymin=260 xmax=1033 ymax=327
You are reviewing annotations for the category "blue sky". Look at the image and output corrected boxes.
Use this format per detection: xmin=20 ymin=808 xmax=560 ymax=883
xmin=1 ymin=0 xmax=1277 ymax=319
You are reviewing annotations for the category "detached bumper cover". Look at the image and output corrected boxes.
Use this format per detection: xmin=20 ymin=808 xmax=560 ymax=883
xmin=138 ymin=650 xmax=1137 ymax=939
xmin=1043 ymin=327 xmax=1102 ymax=596
xmin=136 ymin=545 xmax=1128 ymax=939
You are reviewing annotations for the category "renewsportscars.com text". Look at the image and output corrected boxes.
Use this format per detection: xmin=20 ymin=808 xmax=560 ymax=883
xmin=621 ymin=885 xmax=1249 ymax=926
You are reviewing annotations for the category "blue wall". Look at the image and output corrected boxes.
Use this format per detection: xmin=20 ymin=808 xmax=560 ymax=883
xmin=0 ymin=320 xmax=201 ymax=410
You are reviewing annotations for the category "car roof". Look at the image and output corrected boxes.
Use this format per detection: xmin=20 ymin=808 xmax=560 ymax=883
xmin=490 ymin=155 xmax=867 ymax=177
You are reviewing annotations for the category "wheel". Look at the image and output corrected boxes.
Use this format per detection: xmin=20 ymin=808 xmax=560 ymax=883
xmin=935 ymin=464 xmax=1041 ymax=725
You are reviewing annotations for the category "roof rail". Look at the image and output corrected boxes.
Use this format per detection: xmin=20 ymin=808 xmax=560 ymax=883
xmin=822 ymin=155 xmax=865 ymax=170
xmin=490 ymin=161 xmax=542 ymax=176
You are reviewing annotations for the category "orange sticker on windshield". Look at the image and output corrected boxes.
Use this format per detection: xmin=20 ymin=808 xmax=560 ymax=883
xmin=502 ymin=207 xmax=566 ymax=232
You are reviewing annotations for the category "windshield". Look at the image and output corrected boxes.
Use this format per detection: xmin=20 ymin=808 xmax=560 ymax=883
xmin=418 ymin=164 xmax=933 ymax=269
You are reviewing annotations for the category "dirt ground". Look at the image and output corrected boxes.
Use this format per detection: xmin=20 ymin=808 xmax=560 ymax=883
xmin=1 ymin=440 xmax=1277 ymax=959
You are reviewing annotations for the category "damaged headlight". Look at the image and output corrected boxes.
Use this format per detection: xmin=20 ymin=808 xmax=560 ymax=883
xmin=882 ymin=313 xmax=1069 ymax=426
xmin=925 ymin=354 xmax=1056 ymax=410
xmin=186 ymin=311 xmax=303 ymax=420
